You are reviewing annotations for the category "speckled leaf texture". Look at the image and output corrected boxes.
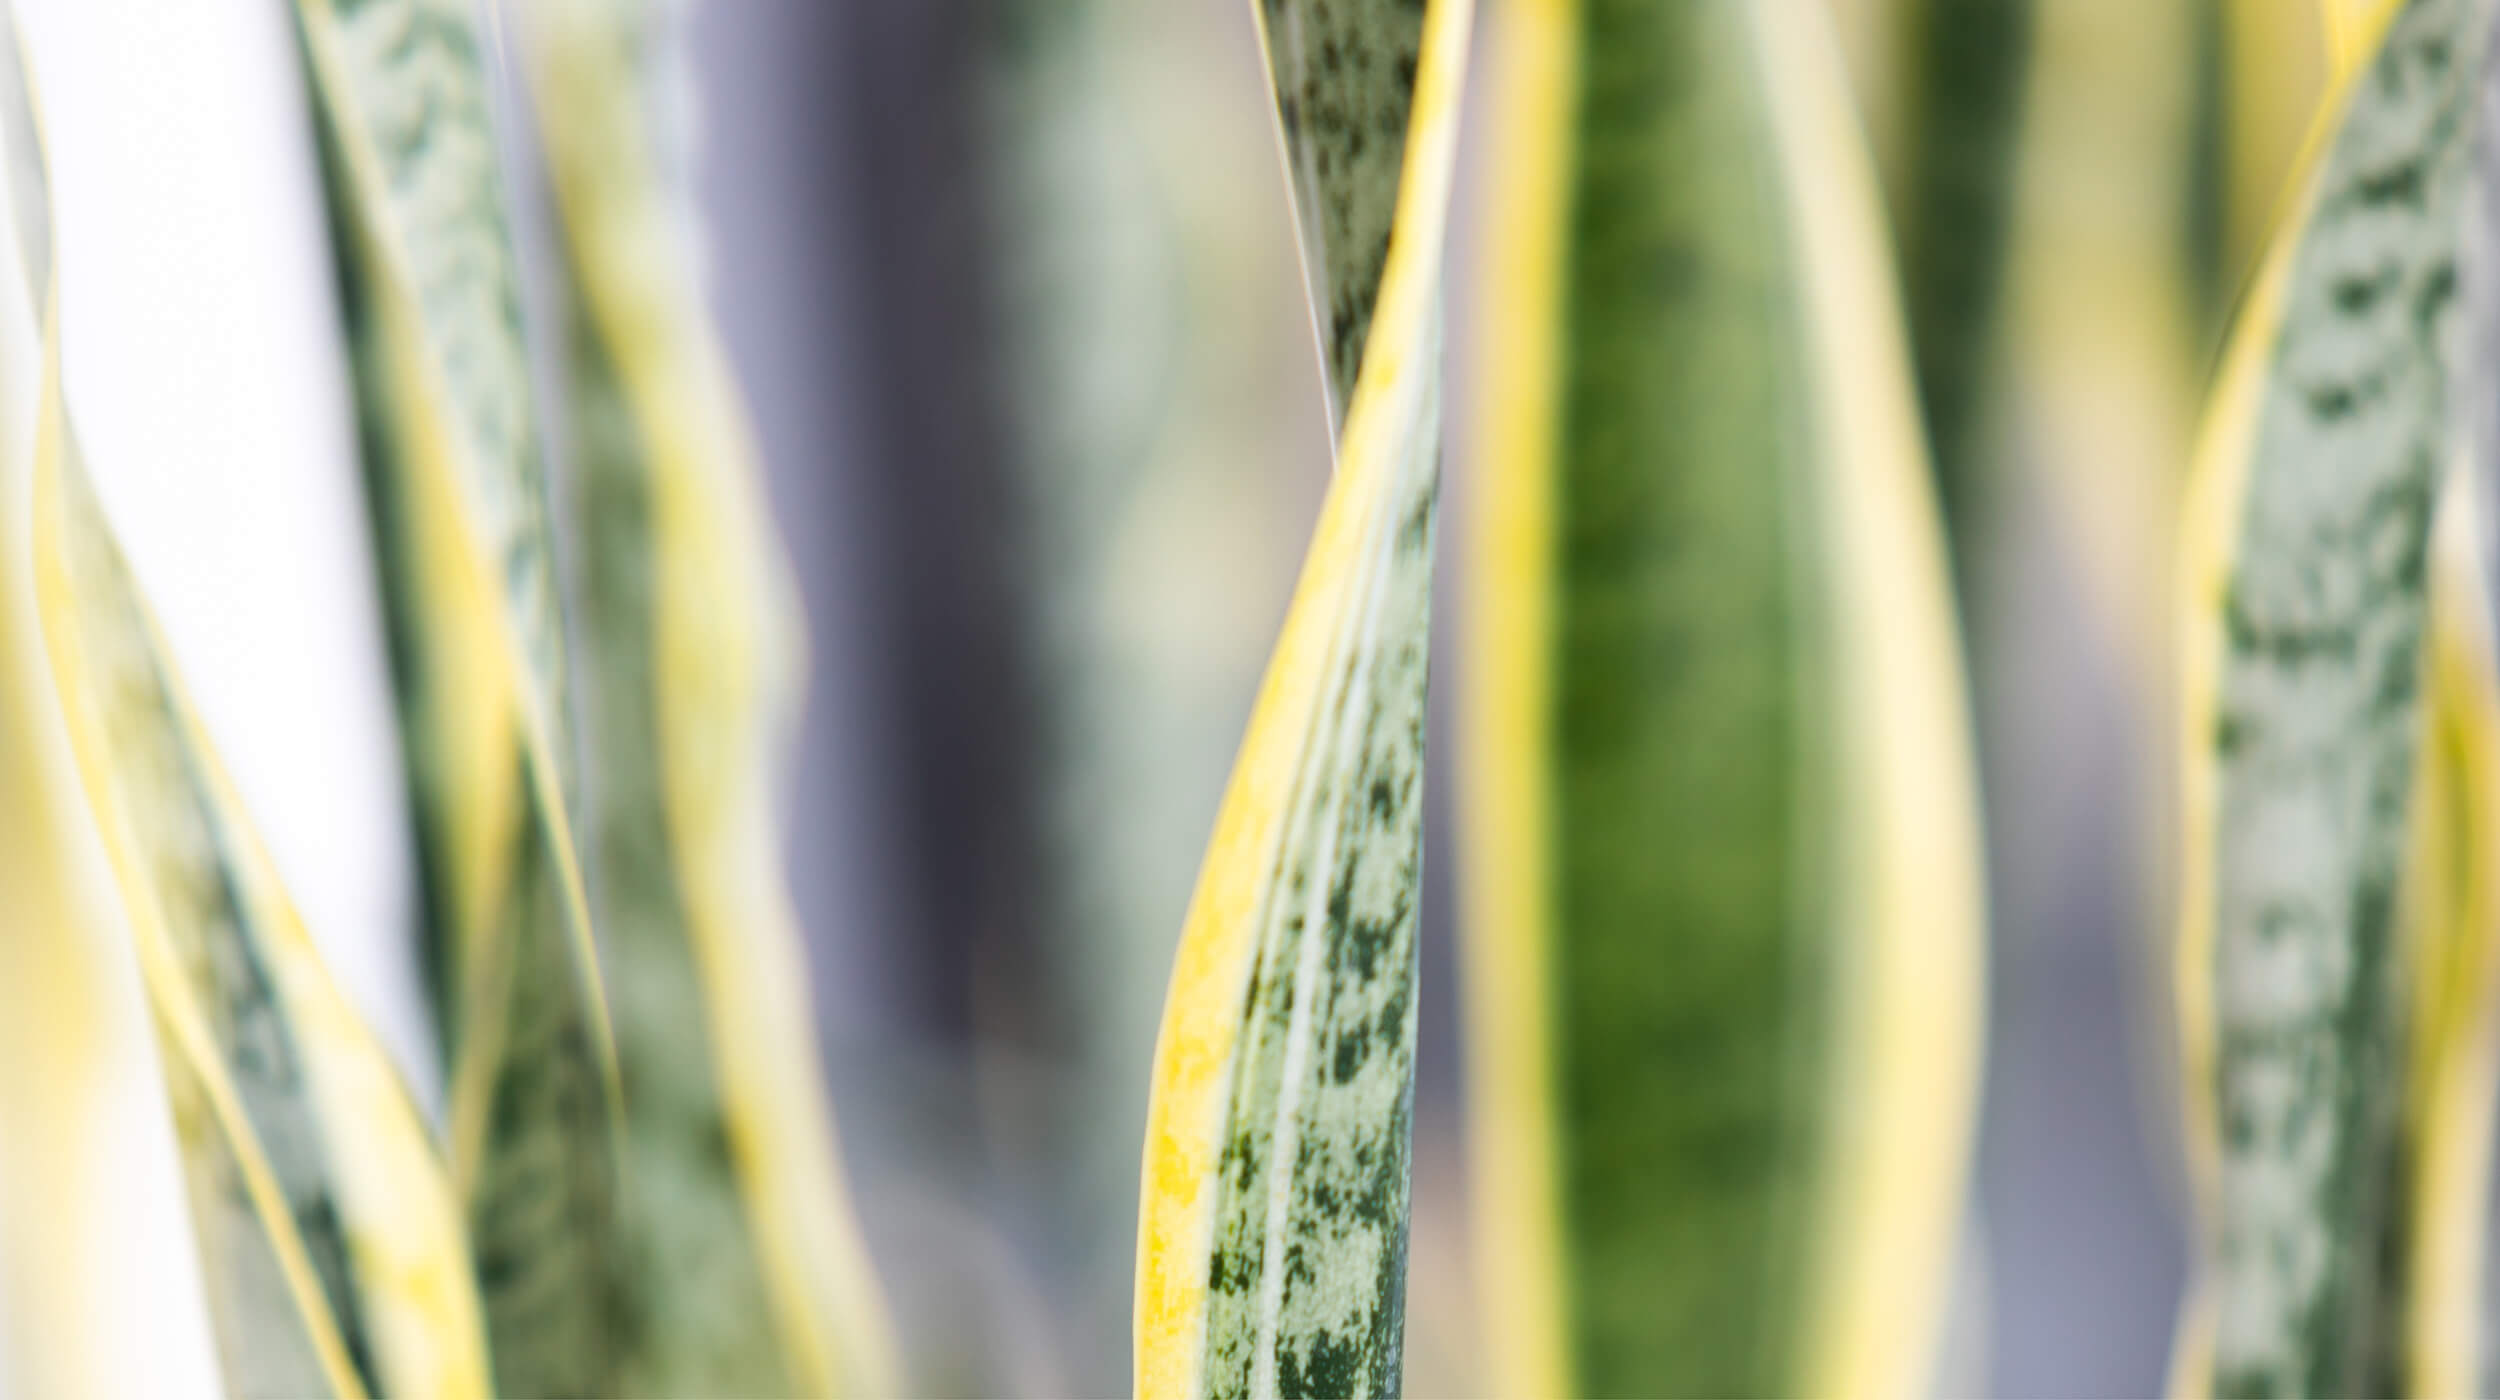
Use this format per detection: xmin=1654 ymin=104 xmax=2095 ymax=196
xmin=1259 ymin=0 xmax=1431 ymax=420
xmin=0 ymin=15 xmax=489 ymax=1399
xmin=290 ymin=2 xmax=627 ymax=1394
xmin=2172 ymin=0 xmax=2500 ymax=1394
xmin=1461 ymin=2 xmax=1985 ymax=1397
xmin=512 ymin=0 xmax=897 ymax=1393
xmin=1132 ymin=1 xmax=1469 ymax=1397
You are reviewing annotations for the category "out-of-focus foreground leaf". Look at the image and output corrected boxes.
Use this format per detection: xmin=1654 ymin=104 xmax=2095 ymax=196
xmin=1887 ymin=0 xmax=2035 ymax=592
xmin=2170 ymin=0 xmax=2500 ymax=1392
xmin=511 ymin=0 xmax=897 ymax=1393
xmin=290 ymin=1 xmax=625 ymax=1393
xmin=1132 ymin=0 xmax=1470 ymax=1394
xmin=1461 ymin=1 xmax=1984 ymax=1395
xmin=0 ymin=11 xmax=488 ymax=1398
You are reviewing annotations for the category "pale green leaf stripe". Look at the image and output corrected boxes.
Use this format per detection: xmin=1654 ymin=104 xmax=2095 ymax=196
xmin=2174 ymin=0 xmax=2491 ymax=1393
xmin=1135 ymin=2 xmax=1468 ymax=1397
xmin=1463 ymin=1 xmax=1985 ymax=1396
xmin=0 ymin=15 xmax=490 ymax=1397
xmin=290 ymin=1 xmax=626 ymax=1394
xmin=514 ymin=0 xmax=899 ymax=1393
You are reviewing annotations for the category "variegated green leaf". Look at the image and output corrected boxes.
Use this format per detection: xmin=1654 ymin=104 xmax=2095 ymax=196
xmin=511 ymin=0 xmax=897 ymax=1393
xmin=0 ymin=12 xmax=488 ymax=1398
xmin=1460 ymin=1 xmax=1984 ymax=1395
xmin=2171 ymin=0 xmax=2495 ymax=1392
xmin=1258 ymin=0 xmax=1431 ymax=423
xmin=1133 ymin=1 xmax=1469 ymax=1396
xmin=290 ymin=1 xmax=625 ymax=1393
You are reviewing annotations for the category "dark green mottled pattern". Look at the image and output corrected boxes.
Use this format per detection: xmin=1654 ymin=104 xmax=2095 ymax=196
xmin=1547 ymin=2 xmax=1830 ymax=1394
xmin=51 ymin=461 xmax=374 ymax=1398
xmin=563 ymin=278 xmax=797 ymax=1397
xmin=324 ymin=192 xmax=626 ymax=1400
xmin=324 ymin=0 xmax=573 ymax=740
xmin=298 ymin=1 xmax=623 ymax=1392
xmin=1257 ymin=0 xmax=1426 ymax=416
xmin=1199 ymin=349 xmax=1437 ymax=1400
xmin=2205 ymin=0 xmax=2483 ymax=1393
xmin=458 ymin=778 xmax=626 ymax=1398
xmin=1181 ymin=2 xmax=1441 ymax=1392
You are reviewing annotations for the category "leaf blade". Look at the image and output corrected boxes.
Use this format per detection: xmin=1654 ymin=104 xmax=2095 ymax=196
xmin=1461 ymin=1 xmax=1984 ymax=1395
xmin=1133 ymin=1 xmax=1471 ymax=1395
xmin=2172 ymin=1 xmax=2493 ymax=1391
xmin=0 ymin=15 xmax=491 ymax=1394
xmin=289 ymin=0 xmax=627 ymax=1390
xmin=511 ymin=0 xmax=899 ymax=1392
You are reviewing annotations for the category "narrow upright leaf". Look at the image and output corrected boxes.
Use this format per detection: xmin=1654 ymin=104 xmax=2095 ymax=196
xmin=2171 ymin=0 xmax=2496 ymax=1391
xmin=0 ymin=12 xmax=489 ymax=1397
xmin=1461 ymin=1 xmax=1985 ymax=1395
xmin=1133 ymin=0 xmax=1470 ymax=1395
xmin=512 ymin=0 xmax=897 ymax=1392
xmin=290 ymin=1 xmax=625 ymax=1392
xmin=1889 ymin=0 xmax=2034 ymax=585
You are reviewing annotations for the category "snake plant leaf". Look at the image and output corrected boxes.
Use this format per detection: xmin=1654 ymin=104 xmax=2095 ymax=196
xmin=290 ymin=1 xmax=625 ymax=1393
xmin=1133 ymin=0 xmax=1469 ymax=1395
xmin=1888 ymin=0 xmax=2034 ymax=585
xmin=2172 ymin=0 xmax=2493 ymax=1392
xmin=510 ymin=0 xmax=897 ymax=1393
xmin=1460 ymin=1 xmax=1984 ymax=1396
xmin=0 ymin=15 xmax=489 ymax=1398
xmin=1257 ymin=0 xmax=1435 ymax=425
xmin=39 ymin=432 xmax=493 ymax=1400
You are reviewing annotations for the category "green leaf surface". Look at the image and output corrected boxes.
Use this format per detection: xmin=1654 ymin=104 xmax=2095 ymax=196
xmin=1134 ymin=2 xmax=1468 ymax=1397
xmin=2174 ymin=0 xmax=2497 ymax=1393
xmin=1462 ymin=2 xmax=1984 ymax=1395
xmin=291 ymin=1 xmax=625 ymax=1392
xmin=514 ymin=0 xmax=898 ymax=1392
